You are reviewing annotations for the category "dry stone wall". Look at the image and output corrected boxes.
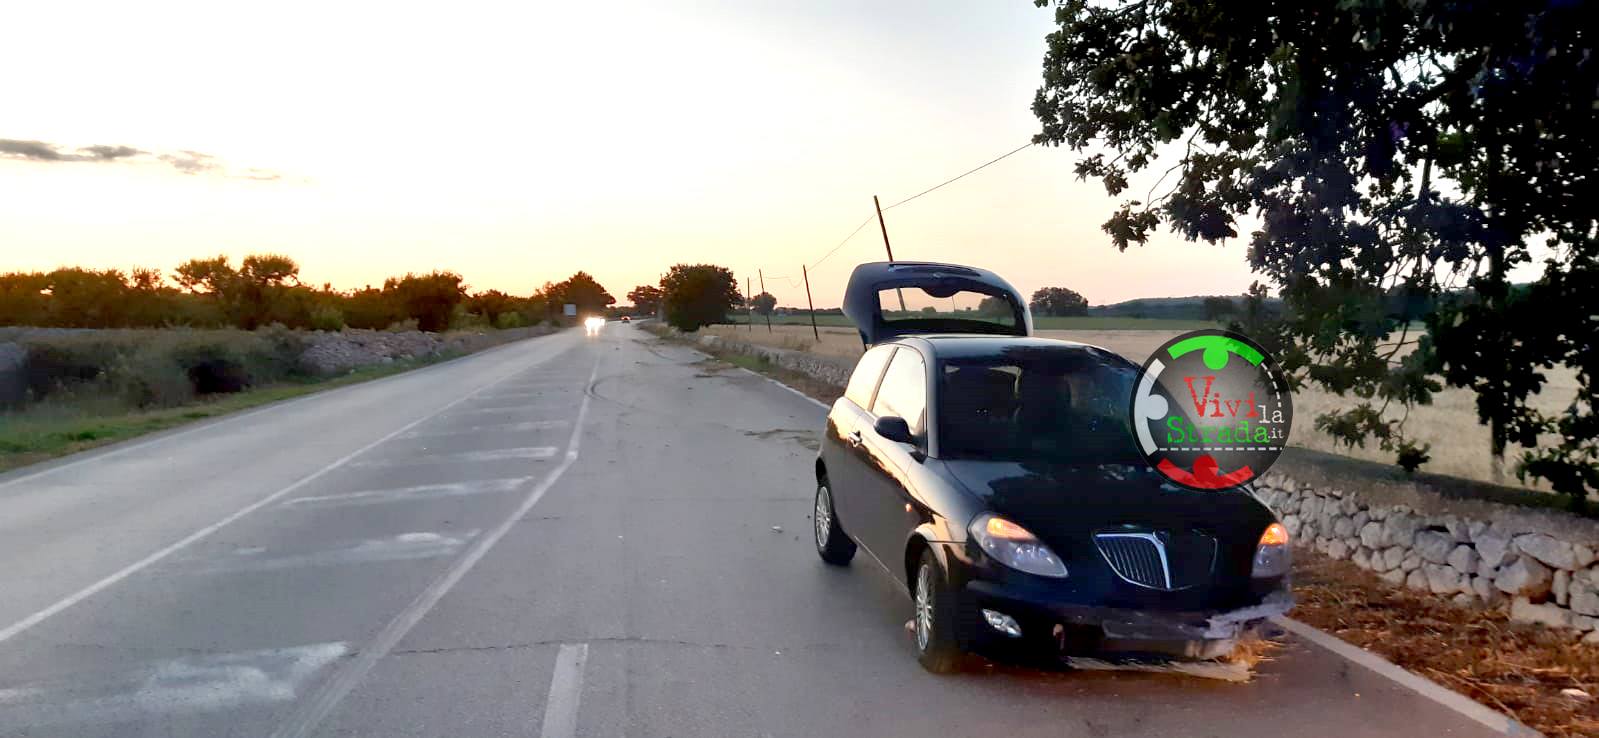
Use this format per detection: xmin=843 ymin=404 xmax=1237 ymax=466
xmin=1253 ymin=471 xmax=1599 ymax=641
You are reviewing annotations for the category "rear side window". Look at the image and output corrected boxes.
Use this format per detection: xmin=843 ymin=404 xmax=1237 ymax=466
xmin=844 ymin=345 xmax=895 ymax=408
xmin=871 ymin=348 xmax=928 ymax=436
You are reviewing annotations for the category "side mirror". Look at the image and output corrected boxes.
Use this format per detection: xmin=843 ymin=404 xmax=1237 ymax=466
xmin=874 ymin=416 xmax=914 ymax=444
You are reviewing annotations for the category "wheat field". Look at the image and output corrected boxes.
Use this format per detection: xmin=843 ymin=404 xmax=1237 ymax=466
xmin=703 ymin=323 xmax=1581 ymax=492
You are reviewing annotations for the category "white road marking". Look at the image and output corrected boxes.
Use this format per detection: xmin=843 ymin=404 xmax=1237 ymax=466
xmin=735 ymin=367 xmax=830 ymax=411
xmin=268 ymin=354 xmax=602 ymax=738
xmin=1272 ymin=616 xmax=1538 ymax=736
xmin=0 ymin=359 xmax=549 ymax=647
xmin=348 ymin=446 xmax=557 ymax=467
xmin=0 ymin=642 xmax=347 ymax=727
xmin=281 ymin=478 xmax=533 ymax=508
xmin=399 ymin=420 xmax=570 ymax=439
xmin=177 ymin=531 xmax=480 ymax=574
xmin=539 ymin=643 xmax=589 ymax=738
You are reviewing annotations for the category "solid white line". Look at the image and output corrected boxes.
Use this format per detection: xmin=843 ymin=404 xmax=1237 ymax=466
xmin=267 ymin=354 xmax=601 ymax=738
xmin=0 ymin=356 xmax=548 ymax=647
xmin=1272 ymin=616 xmax=1539 ymax=736
xmin=0 ymin=331 xmax=563 ymax=494
xmin=539 ymin=643 xmax=589 ymax=738
xmin=734 ymin=367 xmax=830 ymax=411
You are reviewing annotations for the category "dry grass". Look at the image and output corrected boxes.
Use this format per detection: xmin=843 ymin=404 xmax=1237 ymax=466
xmin=704 ymin=324 xmax=1582 ymax=494
xmin=1292 ymin=552 xmax=1599 ymax=737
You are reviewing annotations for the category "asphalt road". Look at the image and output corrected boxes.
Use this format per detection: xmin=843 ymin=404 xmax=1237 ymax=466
xmin=0 ymin=325 xmax=1501 ymax=737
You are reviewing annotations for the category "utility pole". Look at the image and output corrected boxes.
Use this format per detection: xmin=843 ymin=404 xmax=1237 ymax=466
xmin=802 ymin=264 xmax=819 ymax=341
xmin=746 ymin=277 xmax=753 ymax=331
xmin=874 ymin=195 xmax=907 ymax=312
xmin=758 ymin=269 xmax=771 ymax=333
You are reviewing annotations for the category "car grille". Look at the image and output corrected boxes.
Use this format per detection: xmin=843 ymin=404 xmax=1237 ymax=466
xmin=1094 ymin=531 xmax=1217 ymax=591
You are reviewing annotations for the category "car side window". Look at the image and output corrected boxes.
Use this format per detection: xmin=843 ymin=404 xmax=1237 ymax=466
xmin=844 ymin=345 xmax=896 ymax=409
xmin=871 ymin=348 xmax=927 ymax=437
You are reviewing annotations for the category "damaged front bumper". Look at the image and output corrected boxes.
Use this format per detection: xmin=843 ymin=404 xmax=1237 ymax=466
xmin=962 ymin=581 xmax=1293 ymax=661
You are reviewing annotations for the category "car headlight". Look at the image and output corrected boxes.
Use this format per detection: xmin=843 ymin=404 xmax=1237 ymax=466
xmin=1251 ymin=522 xmax=1291 ymax=578
xmin=968 ymin=513 xmax=1068 ymax=578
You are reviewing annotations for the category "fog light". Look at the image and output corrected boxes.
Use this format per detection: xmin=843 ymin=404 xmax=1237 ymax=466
xmin=981 ymin=609 xmax=1022 ymax=638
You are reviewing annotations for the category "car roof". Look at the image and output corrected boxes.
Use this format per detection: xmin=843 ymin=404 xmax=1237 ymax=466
xmin=884 ymin=334 xmax=1126 ymax=361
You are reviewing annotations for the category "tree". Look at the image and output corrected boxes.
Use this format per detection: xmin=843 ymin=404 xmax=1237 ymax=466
xmin=1034 ymin=0 xmax=1599 ymax=506
xmin=385 ymin=272 xmax=465 ymax=332
xmin=751 ymin=291 xmax=777 ymax=316
xmin=626 ymin=285 xmax=663 ymax=316
xmin=545 ymin=271 xmax=615 ymax=317
xmin=1030 ymin=286 xmax=1089 ymax=317
xmin=977 ymin=296 xmax=1010 ymax=316
xmin=659 ymin=264 xmax=741 ymax=332
xmin=1201 ymin=296 xmax=1237 ymax=322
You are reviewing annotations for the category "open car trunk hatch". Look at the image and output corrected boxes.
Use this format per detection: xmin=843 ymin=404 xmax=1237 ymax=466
xmin=841 ymin=261 xmax=1032 ymax=346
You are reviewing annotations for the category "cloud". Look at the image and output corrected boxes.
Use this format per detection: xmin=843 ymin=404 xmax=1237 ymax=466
xmin=0 ymin=137 xmax=282 ymax=180
xmin=158 ymin=150 xmax=218 ymax=174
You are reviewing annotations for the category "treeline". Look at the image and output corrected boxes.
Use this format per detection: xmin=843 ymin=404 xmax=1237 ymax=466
xmin=0 ymin=255 xmax=617 ymax=333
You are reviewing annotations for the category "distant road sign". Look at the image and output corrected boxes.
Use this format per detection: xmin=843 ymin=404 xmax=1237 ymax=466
xmin=563 ymin=303 xmax=577 ymax=317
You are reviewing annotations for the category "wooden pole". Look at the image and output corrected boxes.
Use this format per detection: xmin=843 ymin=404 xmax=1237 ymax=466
xmin=802 ymin=264 xmax=819 ymax=341
xmin=874 ymin=195 xmax=907 ymax=312
xmin=746 ymin=277 xmax=753 ymax=331
xmin=758 ymin=270 xmax=772 ymax=333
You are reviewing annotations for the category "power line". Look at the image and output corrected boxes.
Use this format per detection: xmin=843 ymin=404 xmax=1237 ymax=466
xmin=808 ymin=214 xmax=875 ymax=271
xmin=881 ymin=141 xmax=1035 ymax=211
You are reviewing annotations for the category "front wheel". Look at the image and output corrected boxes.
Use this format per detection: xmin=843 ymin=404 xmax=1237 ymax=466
xmin=814 ymin=481 xmax=856 ymax=565
xmin=913 ymin=549 xmax=964 ymax=673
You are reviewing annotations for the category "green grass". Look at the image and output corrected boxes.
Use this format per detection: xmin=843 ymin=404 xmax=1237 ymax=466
xmin=0 ymin=354 xmax=456 ymax=474
xmin=722 ymin=313 xmax=1217 ymax=330
xmin=720 ymin=353 xmax=772 ymax=372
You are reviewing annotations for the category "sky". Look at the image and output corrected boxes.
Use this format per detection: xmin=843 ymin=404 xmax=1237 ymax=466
xmin=0 ymin=0 xmax=1268 ymax=309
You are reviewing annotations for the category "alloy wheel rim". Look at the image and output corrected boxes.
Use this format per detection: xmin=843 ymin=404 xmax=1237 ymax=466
xmin=814 ymin=486 xmax=832 ymax=551
xmin=915 ymin=563 xmax=933 ymax=651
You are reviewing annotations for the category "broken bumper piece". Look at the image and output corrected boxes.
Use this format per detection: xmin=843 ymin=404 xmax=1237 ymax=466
xmin=964 ymin=582 xmax=1293 ymax=660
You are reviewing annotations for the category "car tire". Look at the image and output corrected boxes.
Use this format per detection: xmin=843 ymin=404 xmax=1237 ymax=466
xmin=814 ymin=480 xmax=856 ymax=566
xmin=913 ymin=548 xmax=964 ymax=674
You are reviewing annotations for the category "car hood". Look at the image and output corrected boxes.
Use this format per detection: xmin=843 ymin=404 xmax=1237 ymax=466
xmin=943 ymin=459 xmax=1274 ymax=546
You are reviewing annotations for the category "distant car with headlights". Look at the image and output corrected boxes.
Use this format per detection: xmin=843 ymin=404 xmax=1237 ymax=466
xmin=811 ymin=262 xmax=1291 ymax=672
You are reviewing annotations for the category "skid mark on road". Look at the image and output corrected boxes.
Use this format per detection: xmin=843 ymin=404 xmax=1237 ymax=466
xmin=742 ymin=428 xmax=821 ymax=450
xmin=399 ymin=420 xmax=570 ymax=439
xmin=173 ymin=531 xmax=481 ymax=575
xmin=0 ymin=642 xmax=347 ymax=728
xmin=349 ymin=446 xmax=557 ymax=467
xmin=281 ymin=478 xmax=533 ymax=509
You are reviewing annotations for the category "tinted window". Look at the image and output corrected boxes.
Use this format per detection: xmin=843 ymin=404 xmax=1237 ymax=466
xmin=871 ymin=348 xmax=927 ymax=436
xmin=938 ymin=347 xmax=1139 ymax=463
xmin=876 ymin=287 xmax=1018 ymax=335
xmin=844 ymin=345 xmax=895 ymax=408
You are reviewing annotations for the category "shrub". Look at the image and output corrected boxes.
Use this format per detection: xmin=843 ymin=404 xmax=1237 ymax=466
xmin=493 ymin=312 xmax=527 ymax=329
xmin=307 ymin=304 xmax=346 ymax=332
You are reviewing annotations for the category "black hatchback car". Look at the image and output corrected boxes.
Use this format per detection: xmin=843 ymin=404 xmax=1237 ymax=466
xmin=812 ymin=262 xmax=1291 ymax=672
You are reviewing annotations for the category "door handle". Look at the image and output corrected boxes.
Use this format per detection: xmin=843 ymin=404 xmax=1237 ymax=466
xmin=847 ymin=430 xmax=863 ymax=446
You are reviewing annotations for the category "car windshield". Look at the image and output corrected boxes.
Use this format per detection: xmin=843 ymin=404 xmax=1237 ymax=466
xmin=937 ymin=347 xmax=1141 ymax=464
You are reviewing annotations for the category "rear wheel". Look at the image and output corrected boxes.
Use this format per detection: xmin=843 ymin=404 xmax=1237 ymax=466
xmin=913 ymin=549 xmax=964 ymax=673
xmin=813 ymin=481 xmax=855 ymax=565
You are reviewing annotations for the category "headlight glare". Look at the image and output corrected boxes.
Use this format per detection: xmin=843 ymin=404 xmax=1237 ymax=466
xmin=969 ymin=514 xmax=1068 ymax=578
